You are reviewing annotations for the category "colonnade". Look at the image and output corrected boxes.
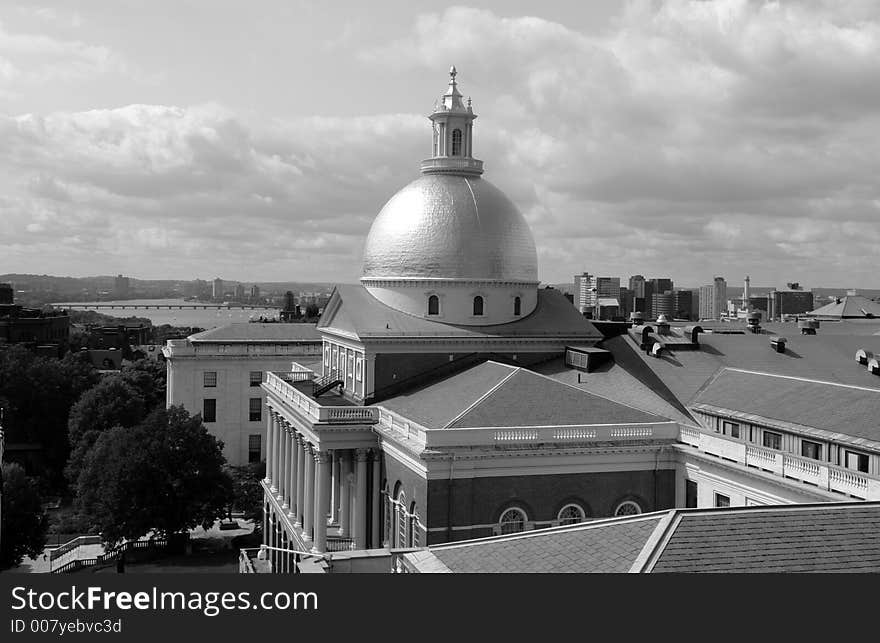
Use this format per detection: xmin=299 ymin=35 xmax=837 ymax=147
xmin=264 ymin=406 xmax=382 ymax=554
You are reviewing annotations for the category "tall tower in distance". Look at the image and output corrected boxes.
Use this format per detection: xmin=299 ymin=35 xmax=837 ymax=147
xmin=742 ymin=275 xmax=751 ymax=311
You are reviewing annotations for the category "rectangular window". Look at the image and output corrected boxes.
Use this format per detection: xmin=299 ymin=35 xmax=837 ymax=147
xmin=845 ymin=450 xmax=869 ymax=473
xmin=248 ymin=434 xmax=261 ymax=463
xmin=249 ymin=371 xmax=262 ymax=387
xmin=249 ymin=398 xmax=262 ymax=422
xmin=203 ymin=371 xmax=217 ymax=388
xmin=722 ymin=421 xmax=740 ymax=439
xmin=685 ymin=480 xmax=698 ymax=508
xmin=763 ymin=431 xmax=782 ymax=450
xmin=356 ymin=357 xmax=363 ymax=382
xmin=801 ymin=440 xmax=822 ymax=461
xmin=714 ymin=493 xmax=730 ymax=508
xmin=203 ymin=398 xmax=216 ymax=423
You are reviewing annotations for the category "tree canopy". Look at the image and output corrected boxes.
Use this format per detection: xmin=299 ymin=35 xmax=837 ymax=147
xmin=119 ymin=358 xmax=166 ymax=413
xmin=1 ymin=463 xmax=48 ymax=570
xmin=76 ymin=405 xmax=232 ymax=545
xmin=227 ymin=461 xmax=266 ymax=529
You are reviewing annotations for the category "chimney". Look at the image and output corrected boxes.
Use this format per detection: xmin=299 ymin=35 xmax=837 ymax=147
xmin=797 ymin=319 xmax=819 ymax=335
xmin=770 ymin=336 xmax=787 ymax=353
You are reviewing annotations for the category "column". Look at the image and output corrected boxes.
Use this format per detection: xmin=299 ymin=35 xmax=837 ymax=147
xmin=339 ymin=450 xmax=351 ymax=538
xmin=330 ymin=452 xmax=340 ymax=524
xmin=312 ymin=452 xmax=331 ymax=553
xmin=354 ymin=449 xmax=368 ymax=550
xmin=371 ymin=450 xmax=381 ymax=549
xmin=302 ymin=442 xmax=314 ymax=543
xmin=288 ymin=431 xmax=299 ymax=520
xmin=274 ymin=414 xmax=283 ymax=497
xmin=265 ymin=409 xmax=274 ymax=485
xmin=295 ymin=435 xmax=305 ymax=528
xmin=280 ymin=424 xmax=289 ymax=508
xmin=270 ymin=412 xmax=280 ymax=492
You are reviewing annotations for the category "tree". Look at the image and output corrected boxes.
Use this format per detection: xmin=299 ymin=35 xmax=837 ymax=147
xmin=119 ymin=358 xmax=167 ymax=413
xmin=226 ymin=461 xmax=266 ymax=530
xmin=66 ymin=376 xmax=146 ymax=487
xmin=1 ymin=463 xmax=48 ymax=570
xmin=304 ymin=304 xmax=320 ymax=318
xmin=76 ymin=406 xmax=233 ymax=546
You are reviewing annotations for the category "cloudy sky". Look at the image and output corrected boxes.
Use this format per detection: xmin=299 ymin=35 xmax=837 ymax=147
xmin=1 ymin=0 xmax=879 ymax=288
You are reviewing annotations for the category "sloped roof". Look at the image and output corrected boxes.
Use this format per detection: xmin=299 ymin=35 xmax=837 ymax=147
xmin=605 ymin=331 xmax=880 ymax=411
xmin=189 ymin=323 xmax=322 ymax=343
xmin=377 ymin=360 xmax=666 ymax=429
xmin=318 ymin=284 xmax=601 ymax=342
xmin=690 ymin=368 xmax=880 ymax=441
xmin=808 ymin=295 xmax=880 ymax=319
xmin=404 ymin=502 xmax=880 ymax=573
xmin=415 ymin=515 xmax=664 ymax=573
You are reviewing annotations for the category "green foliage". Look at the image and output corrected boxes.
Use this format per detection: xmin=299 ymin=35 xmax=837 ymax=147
xmin=76 ymin=405 xmax=233 ymax=546
xmin=119 ymin=358 xmax=167 ymax=413
xmin=66 ymin=376 xmax=146 ymax=487
xmin=304 ymin=304 xmax=320 ymax=319
xmin=0 ymin=346 xmax=99 ymax=489
xmin=226 ymin=461 xmax=266 ymax=529
xmin=1 ymin=463 xmax=48 ymax=570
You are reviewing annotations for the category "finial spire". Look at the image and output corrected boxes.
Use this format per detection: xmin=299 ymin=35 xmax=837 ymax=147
xmin=450 ymin=65 xmax=457 ymax=80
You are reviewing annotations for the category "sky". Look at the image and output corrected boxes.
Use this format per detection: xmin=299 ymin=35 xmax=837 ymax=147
xmin=1 ymin=0 xmax=879 ymax=288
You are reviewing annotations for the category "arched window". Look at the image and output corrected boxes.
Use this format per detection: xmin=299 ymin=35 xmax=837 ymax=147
xmin=410 ymin=502 xmax=420 ymax=547
xmin=382 ymin=483 xmax=391 ymax=547
xmin=427 ymin=295 xmax=439 ymax=315
xmin=499 ymin=507 xmax=527 ymax=534
xmin=451 ymin=129 xmax=462 ymax=156
xmin=514 ymin=296 xmax=521 ymax=316
xmin=614 ymin=500 xmax=642 ymax=517
xmin=557 ymin=503 xmax=586 ymax=525
xmin=396 ymin=489 xmax=408 ymax=547
xmin=473 ymin=296 xmax=484 ymax=316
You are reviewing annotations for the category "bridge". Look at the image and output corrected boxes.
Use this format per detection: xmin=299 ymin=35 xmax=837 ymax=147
xmin=56 ymin=303 xmax=282 ymax=311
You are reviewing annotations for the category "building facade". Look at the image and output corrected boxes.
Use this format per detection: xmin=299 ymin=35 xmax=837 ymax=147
xmin=699 ymin=277 xmax=727 ymax=320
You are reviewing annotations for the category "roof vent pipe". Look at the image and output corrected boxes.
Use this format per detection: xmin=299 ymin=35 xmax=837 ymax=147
xmin=770 ymin=336 xmax=787 ymax=353
xmin=856 ymin=349 xmax=874 ymax=365
xmin=868 ymin=358 xmax=880 ymax=375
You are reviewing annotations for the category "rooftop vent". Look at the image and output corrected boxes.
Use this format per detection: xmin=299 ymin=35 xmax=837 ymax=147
xmin=797 ymin=319 xmax=819 ymax=335
xmin=650 ymin=341 xmax=664 ymax=358
xmin=655 ymin=314 xmax=671 ymax=336
xmin=868 ymin=358 xmax=880 ymax=375
xmin=630 ymin=311 xmax=644 ymax=325
xmin=855 ymin=349 xmax=874 ymax=365
xmin=683 ymin=325 xmax=703 ymax=345
xmin=770 ymin=336 xmax=787 ymax=353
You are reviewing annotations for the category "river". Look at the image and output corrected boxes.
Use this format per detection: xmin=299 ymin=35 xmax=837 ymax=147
xmin=52 ymin=298 xmax=281 ymax=329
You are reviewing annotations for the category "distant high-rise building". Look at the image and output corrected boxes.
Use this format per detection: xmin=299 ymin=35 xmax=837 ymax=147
xmin=573 ymin=273 xmax=619 ymax=316
xmin=651 ymin=291 xmax=674 ymax=320
xmin=573 ymin=273 xmax=592 ymax=314
xmin=699 ymin=277 xmax=727 ymax=320
xmin=212 ymin=277 xmax=224 ymax=300
xmin=767 ymin=286 xmax=814 ymax=320
xmin=618 ymin=287 xmax=634 ymax=320
xmin=673 ymin=290 xmax=693 ymax=320
xmin=628 ymin=275 xmax=646 ymax=298
xmin=250 ymin=284 xmax=261 ymax=302
xmin=234 ymin=283 xmax=246 ymax=302
xmin=114 ymin=274 xmax=130 ymax=298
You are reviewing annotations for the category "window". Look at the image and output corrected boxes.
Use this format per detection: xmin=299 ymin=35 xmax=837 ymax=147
xmin=451 ymin=128 xmax=462 ymax=156
xmin=473 ymin=295 xmax=484 ymax=316
xmin=499 ymin=507 xmax=527 ymax=534
xmin=722 ymin=421 xmax=740 ymax=439
xmin=249 ymin=398 xmax=262 ymax=422
xmin=685 ymin=480 xmax=698 ymax=508
xmin=801 ymin=440 xmax=822 ymax=460
xmin=715 ymin=493 xmax=730 ymax=508
xmin=396 ymin=490 xmax=408 ymax=548
xmin=845 ymin=450 xmax=869 ymax=473
xmin=249 ymin=371 xmax=262 ymax=387
xmin=614 ymin=500 xmax=642 ymax=516
xmin=356 ymin=357 xmax=363 ymax=382
xmin=514 ymin=296 xmax=521 ymax=316
xmin=203 ymin=371 xmax=217 ymax=387
xmin=248 ymin=434 xmax=261 ymax=463
xmin=557 ymin=503 xmax=586 ymax=526
xmin=763 ymin=431 xmax=782 ymax=450
xmin=427 ymin=294 xmax=439 ymax=315
xmin=203 ymin=398 xmax=216 ymax=423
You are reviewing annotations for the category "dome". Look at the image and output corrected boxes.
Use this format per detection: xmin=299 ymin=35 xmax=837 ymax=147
xmin=361 ymin=174 xmax=538 ymax=282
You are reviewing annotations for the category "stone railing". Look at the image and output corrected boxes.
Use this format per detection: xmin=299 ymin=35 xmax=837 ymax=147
xmin=265 ymin=372 xmax=378 ymax=425
xmin=420 ymin=157 xmax=484 ymax=174
xmin=679 ymin=427 xmax=880 ymax=500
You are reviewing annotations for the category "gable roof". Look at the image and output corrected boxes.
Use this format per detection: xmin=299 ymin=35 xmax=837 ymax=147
xmin=189 ymin=323 xmax=322 ymax=343
xmin=808 ymin=295 xmax=880 ymax=319
xmin=403 ymin=501 xmax=880 ymax=573
xmin=318 ymin=284 xmax=601 ymax=342
xmin=377 ymin=360 xmax=666 ymax=429
xmin=690 ymin=368 xmax=880 ymax=442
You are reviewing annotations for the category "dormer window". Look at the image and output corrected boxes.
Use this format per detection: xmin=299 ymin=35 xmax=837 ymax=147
xmin=451 ymin=129 xmax=462 ymax=156
xmin=427 ymin=294 xmax=439 ymax=316
xmin=514 ymin=296 xmax=521 ymax=316
xmin=473 ymin=296 xmax=484 ymax=316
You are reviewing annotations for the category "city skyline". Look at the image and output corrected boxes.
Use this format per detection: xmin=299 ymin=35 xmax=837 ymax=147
xmin=2 ymin=1 xmax=880 ymax=287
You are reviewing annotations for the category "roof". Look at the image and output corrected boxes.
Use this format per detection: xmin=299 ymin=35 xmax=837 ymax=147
xmin=319 ymin=284 xmax=601 ymax=342
xmin=378 ymin=360 xmax=666 ymax=429
xmin=690 ymin=368 xmax=880 ymax=442
xmin=604 ymin=330 xmax=880 ymax=415
xmin=413 ymin=514 xmax=664 ymax=573
xmin=189 ymin=323 xmax=322 ymax=343
xmin=403 ymin=501 xmax=880 ymax=573
xmin=807 ymin=295 xmax=880 ymax=319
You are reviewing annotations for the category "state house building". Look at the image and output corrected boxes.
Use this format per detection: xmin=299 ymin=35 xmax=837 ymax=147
xmin=254 ymin=69 xmax=880 ymax=565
